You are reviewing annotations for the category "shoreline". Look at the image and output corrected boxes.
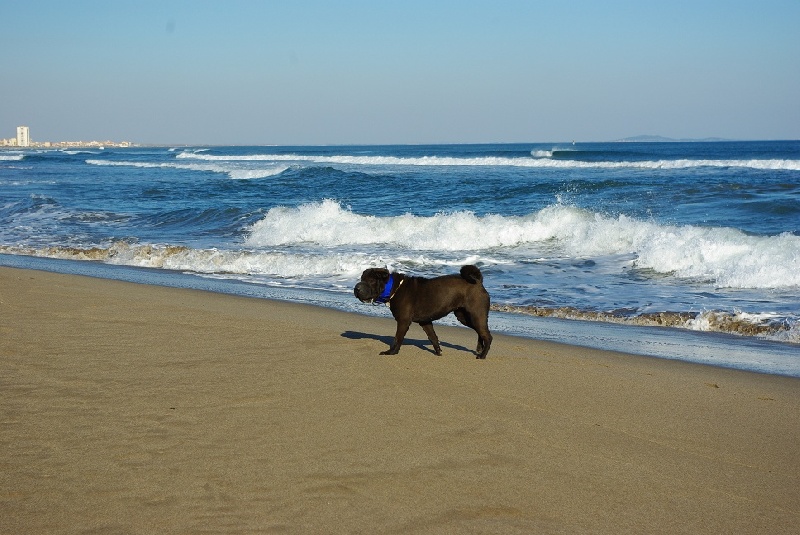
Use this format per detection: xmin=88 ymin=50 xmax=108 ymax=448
xmin=2 ymin=252 xmax=799 ymax=378
xmin=2 ymin=265 xmax=799 ymax=533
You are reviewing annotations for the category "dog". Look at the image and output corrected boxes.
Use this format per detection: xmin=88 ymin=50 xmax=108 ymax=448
xmin=353 ymin=265 xmax=492 ymax=358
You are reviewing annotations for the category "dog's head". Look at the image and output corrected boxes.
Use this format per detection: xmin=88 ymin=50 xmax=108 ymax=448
xmin=353 ymin=267 xmax=391 ymax=303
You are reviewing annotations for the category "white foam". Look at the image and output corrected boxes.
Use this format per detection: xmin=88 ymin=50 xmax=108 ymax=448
xmin=0 ymin=154 xmax=24 ymax=161
xmin=244 ymin=199 xmax=544 ymax=250
xmin=684 ymin=310 xmax=800 ymax=343
xmin=228 ymin=167 xmax=290 ymax=180
xmin=245 ymin=200 xmax=800 ymax=289
xmin=105 ymin=244 xmax=372 ymax=277
xmin=85 ymin=159 xmax=288 ymax=179
xmin=0 ymin=241 xmax=381 ymax=279
xmin=177 ymin=150 xmax=800 ymax=171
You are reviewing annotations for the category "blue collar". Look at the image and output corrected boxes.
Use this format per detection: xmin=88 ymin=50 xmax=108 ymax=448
xmin=375 ymin=275 xmax=394 ymax=304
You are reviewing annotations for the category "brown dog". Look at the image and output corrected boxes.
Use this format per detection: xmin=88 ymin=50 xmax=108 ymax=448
xmin=354 ymin=265 xmax=492 ymax=358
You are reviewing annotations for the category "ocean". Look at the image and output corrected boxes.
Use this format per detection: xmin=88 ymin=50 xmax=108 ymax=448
xmin=2 ymin=141 xmax=799 ymax=375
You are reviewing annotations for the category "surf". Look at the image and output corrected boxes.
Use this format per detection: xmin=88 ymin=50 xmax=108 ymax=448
xmin=86 ymin=159 xmax=290 ymax=179
xmin=244 ymin=200 xmax=800 ymax=290
xmin=177 ymin=150 xmax=800 ymax=171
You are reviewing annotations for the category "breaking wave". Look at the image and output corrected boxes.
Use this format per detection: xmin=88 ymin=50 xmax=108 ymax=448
xmin=0 ymin=154 xmax=24 ymax=161
xmin=245 ymin=200 xmax=800 ymax=290
xmin=86 ymin=159 xmax=289 ymax=179
xmin=177 ymin=150 xmax=800 ymax=171
xmin=0 ymin=242 xmax=372 ymax=279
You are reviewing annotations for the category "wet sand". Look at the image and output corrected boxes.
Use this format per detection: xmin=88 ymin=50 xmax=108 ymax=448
xmin=1 ymin=266 xmax=799 ymax=533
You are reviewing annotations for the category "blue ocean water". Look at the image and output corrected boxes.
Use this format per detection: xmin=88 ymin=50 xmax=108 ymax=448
xmin=2 ymin=141 xmax=799 ymax=372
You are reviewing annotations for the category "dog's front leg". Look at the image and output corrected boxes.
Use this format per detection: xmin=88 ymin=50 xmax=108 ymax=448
xmin=381 ymin=319 xmax=411 ymax=355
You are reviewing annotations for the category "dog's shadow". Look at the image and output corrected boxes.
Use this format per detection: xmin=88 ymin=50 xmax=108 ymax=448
xmin=341 ymin=330 xmax=473 ymax=356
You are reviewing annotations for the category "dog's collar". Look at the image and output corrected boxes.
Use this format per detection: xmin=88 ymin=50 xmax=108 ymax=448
xmin=375 ymin=275 xmax=403 ymax=305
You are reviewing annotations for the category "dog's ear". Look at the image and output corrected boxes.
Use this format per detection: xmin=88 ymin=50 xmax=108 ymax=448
xmin=361 ymin=267 xmax=390 ymax=283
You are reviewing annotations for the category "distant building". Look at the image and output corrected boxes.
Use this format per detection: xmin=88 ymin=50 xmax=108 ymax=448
xmin=2 ymin=125 xmax=135 ymax=148
xmin=16 ymin=126 xmax=30 ymax=147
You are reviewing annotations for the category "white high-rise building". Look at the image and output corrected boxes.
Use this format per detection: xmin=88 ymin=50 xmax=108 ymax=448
xmin=17 ymin=126 xmax=30 ymax=147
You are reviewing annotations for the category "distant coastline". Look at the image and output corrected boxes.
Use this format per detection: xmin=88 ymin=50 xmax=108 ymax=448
xmin=614 ymin=135 xmax=731 ymax=143
xmin=5 ymin=137 xmax=779 ymax=149
xmin=0 ymin=140 xmax=137 ymax=149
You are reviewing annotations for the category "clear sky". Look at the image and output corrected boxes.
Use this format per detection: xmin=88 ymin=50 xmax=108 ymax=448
xmin=2 ymin=0 xmax=798 ymax=145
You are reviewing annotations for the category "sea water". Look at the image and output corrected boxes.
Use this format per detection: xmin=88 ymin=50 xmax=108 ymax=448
xmin=2 ymin=142 xmax=799 ymax=374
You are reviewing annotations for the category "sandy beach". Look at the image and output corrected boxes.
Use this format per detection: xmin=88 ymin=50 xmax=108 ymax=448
xmin=1 ymin=266 xmax=798 ymax=534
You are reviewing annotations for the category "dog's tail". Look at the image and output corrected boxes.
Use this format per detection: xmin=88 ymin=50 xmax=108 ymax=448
xmin=460 ymin=265 xmax=483 ymax=284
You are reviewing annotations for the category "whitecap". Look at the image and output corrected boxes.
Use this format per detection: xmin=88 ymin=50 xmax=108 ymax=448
xmin=176 ymin=150 xmax=800 ymax=171
xmin=244 ymin=200 xmax=800 ymax=289
xmin=85 ymin=159 xmax=288 ymax=179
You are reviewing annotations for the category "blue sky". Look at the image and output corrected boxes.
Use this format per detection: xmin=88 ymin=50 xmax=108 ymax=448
xmin=2 ymin=1 xmax=798 ymax=144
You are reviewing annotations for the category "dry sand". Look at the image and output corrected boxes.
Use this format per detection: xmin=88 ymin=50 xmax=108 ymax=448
xmin=1 ymin=266 xmax=799 ymax=534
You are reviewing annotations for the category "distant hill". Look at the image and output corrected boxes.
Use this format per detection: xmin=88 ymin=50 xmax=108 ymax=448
xmin=615 ymin=135 xmax=730 ymax=142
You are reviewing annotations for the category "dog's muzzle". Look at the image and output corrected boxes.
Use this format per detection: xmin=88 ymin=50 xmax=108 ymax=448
xmin=353 ymin=282 xmax=372 ymax=302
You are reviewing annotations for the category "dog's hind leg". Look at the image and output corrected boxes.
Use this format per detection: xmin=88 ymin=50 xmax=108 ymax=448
xmin=466 ymin=311 xmax=492 ymax=359
xmin=474 ymin=324 xmax=492 ymax=359
xmin=455 ymin=309 xmax=487 ymax=356
xmin=460 ymin=307 xmax=492 ymax=359
xmin=420 ymin=322 xmax=442 ymax=355
xmin=381 ymin=319 xmax=411 ymax=355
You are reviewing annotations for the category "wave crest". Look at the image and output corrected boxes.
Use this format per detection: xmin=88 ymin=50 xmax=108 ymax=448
xmin=86 ymin=159 xmax=289 ymax=179
xmin=177 ymin=150 xmax=800 ymax=171
xmin=245 ymin=200 xmax=800 ymax=289
xmin=0 ymin=242 xmax=374 ymax=278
